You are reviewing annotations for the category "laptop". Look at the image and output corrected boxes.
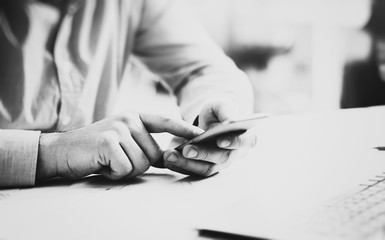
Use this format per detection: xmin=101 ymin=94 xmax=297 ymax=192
xmin=196 ymin=108 xmax=385 ymax=240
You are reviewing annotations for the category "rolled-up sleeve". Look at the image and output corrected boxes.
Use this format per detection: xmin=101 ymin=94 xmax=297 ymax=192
xmin=134 ymin=0 xmax=254 ymax=123
xmin=0 ymin=130 xmax=41 ymax=188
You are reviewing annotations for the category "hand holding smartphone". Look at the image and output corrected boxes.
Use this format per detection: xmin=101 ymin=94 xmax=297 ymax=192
xmin=175 ymin=113 xmax=269 ymax=152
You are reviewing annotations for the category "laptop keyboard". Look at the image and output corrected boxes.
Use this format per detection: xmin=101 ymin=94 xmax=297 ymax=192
xmin=312 ymin=175 xmax=385 ymax=239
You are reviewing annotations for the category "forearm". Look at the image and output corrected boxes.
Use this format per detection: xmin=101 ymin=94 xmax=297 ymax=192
xmin=134 ymin=0 xmax=254 ymax=122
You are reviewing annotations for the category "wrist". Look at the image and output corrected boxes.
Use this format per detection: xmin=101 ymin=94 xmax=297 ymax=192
xmin=36 ymin=133 xmax=60 ymax=179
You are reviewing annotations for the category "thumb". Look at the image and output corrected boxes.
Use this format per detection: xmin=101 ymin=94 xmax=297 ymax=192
xmin=213 ymin=101 xmax=245 ymax=122
xmin=140 ymin=114 xmax=204 ymax=139
xmin=199 ymin=101 xmax=245 ymax=129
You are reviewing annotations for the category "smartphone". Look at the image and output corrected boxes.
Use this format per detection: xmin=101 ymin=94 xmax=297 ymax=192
xmin=175 ymin=112 xmax=269 ymax=152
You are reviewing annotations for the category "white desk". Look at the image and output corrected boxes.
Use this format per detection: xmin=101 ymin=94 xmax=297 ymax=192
xmin=0 ymin=106 xmax=384 ymax=240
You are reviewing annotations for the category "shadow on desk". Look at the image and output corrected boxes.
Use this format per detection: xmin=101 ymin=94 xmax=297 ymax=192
xmin=35 ymin=173 xmax=176 ymax=190
xmin=176 ymin=173 xmax=218 ymax=184
xmin=34 ymin=171 xmax=217 ymax=190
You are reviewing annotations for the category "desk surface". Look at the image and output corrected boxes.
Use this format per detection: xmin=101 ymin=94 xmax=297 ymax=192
xmin=0 ymin=106 xmax=384 ymax=240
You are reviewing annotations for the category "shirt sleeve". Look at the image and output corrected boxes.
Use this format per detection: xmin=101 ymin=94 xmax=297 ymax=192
xmin=0 ymin=130 xmax=41 ymax=188
xmin=134 ymin=0 xmax=254 ymax=123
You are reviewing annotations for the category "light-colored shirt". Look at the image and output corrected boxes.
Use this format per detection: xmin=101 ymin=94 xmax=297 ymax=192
xmin=0 ymin=0 xmax=253 ymax=188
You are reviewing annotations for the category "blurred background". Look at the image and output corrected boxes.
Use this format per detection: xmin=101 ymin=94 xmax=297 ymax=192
xmin=189 ymin=0 xmax=385 ymax=114
xmin=118 ymin=0 xmax=385 ymax=116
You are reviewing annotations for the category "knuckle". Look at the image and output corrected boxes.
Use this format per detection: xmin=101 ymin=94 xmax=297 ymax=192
xmin=111 ymin=121 xmax=126 ymax=133
xmin=141 ymin=155 xmax=151 ymax=171
xmin=162 ymin=115 xmax=171 ymax=124
xmin=119 ymin=112 xmax=137 ymax=125
xmin=234 ymin=136 xmax=243 ymax=146
xmin=124 ymin=113 xmax=142 ymax=130
xmin=121 ymin=165 xmax=132 ymax=176
xmin=135 ymin=154 xmax=151 ymax=173
xmin=119 ymin=115 xmax=130 ymax=125
xmin=220 ymin=150 xmax=231 ymax=163
xmin=148 ymin=149 xmax=163 ymax=163
xmin=143 ymin=160 xmax=151 ymax=172
xmin=160 ymin=116 xmax=172 ymax=130
xmin=202 ymin=165 xmax=213 ymax=177
xmin=179 ymin=158 xmax=189 ymax=168
xmin=99 ymin=132 xmax=117 ymax=149
xmin=200 ymin=151 xmax=209 ymax=161
xmin=110 ymin=121 xmax=120 ymax=129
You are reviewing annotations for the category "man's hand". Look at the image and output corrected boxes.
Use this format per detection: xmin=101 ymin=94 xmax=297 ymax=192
xmin=36 ymin=112 xmax=203 ymax=181
xmin=163 ymin=100 xmax=258 ymax=177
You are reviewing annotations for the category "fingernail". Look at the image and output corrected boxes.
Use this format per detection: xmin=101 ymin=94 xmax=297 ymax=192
xmin=186 ymin=148 xmax=198 ymax=158
xmin=167 ymin=153 xmax=177 ymax=163
xmin=219 ymin=138 xmax=231 ymax=147
xmin=195 ymin=128 xmax=205 ymax=135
